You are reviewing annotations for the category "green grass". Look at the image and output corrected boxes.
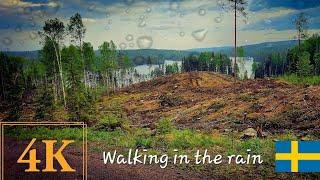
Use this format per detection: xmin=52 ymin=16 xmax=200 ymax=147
xmin=279 ymin=74 xmax=320 ymax=85
xmin=6 ymin=125 xmax=308 ymax=178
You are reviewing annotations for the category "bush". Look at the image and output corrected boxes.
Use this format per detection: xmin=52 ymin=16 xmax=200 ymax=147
xmin=135 ymin=137 xmax=152 ymax=148
xmin=34 ymin=86 xmax=54 ymax=120
xmin=279 ymin=74 xmax=320 ymax=86
xmin=156 ymin=118 xmax=175 ymax=135
xmin=95 ymin=115 xmax=126 ymax=131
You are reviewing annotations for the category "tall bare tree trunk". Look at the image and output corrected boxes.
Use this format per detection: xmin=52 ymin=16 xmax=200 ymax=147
xmin=234 ymin=0 xmax=237 ymax=78
xmin=52 ymin=42 xmax=67 ymax=108
xmin=53 ymin=60 xmax=58 ymax=103
xmin=0 ymin=67 xmax=5 ymax=101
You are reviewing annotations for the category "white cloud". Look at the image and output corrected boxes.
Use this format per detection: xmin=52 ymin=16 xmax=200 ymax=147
xmin=1 ymin=0 xmax=320 ymax=51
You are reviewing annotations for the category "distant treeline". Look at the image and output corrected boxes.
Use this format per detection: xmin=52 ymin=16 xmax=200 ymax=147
xmin=254 ymin=34 xmax=320 ymax=78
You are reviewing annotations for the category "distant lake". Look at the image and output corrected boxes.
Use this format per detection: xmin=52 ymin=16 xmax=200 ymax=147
xmin=134 ymin=60 xmax=182 ymax=75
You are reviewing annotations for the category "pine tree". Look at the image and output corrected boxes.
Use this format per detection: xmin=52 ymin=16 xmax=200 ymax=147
xmin=297 ymin=52 xmax=312 ymax=77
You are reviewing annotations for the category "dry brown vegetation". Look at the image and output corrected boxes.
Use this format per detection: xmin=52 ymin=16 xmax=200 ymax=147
xmin=114 ymin=72 xmax=320 ymax=137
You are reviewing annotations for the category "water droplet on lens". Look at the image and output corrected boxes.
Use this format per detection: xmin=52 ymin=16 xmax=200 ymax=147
xmin=88 ymin=4 xmax=96 ymax=11
xmin=23 ymin=7 xmax=33 ymax=15
xmin=198 ymin=8 xmax=206 ymax=16
xmin=29 ymin=32 xmax=38 ymax=40
xmin=140 ymin=15 xmax=146 ymax=20
xmin=215 ymin=16 xmax=222 ymax=23
xmin=264 ymin=19 xmax=272 ymax=24
xmin=105 ymin=25 xmax=111 ymax=30
xmin=129 ymin=43 xmax=134 ymax=47
xmin=138 ymin=20 xmax=146 ymax=27
xmin=125 ymin=8 xmax=130 ymax=14
xmin=170 ymin=2 xmax=180 ymax=11
xmin=179 ymin=31 xmax=185 ymax=37
xmin=119 ymin=43 xmax=127 ymax=50
xmin=136 ymin=36 xmax=153 ymax=49
xmin=126 ymin=34 xmax=134 ymax=41
xmin=124 ymin=0 xmax=134 ymax=6
xmin=106 ymin=12 xmax=111 ymax=18
xmin=146 ymin=7 xmax=152 ymax=13
xmin=2 ymin=37 xmax=12 ymax=46
xmin=192 ymin=29 xmax=208 ymax=41
xmin=15 ymin=25 xmax=22 ymax=32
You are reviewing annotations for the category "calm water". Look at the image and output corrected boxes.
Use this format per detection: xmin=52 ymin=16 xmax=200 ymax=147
xmin=134 ymin=60 xmax=182 ymax=75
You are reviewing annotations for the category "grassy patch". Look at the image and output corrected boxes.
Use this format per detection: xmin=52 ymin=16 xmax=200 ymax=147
xmin=279 ymin=74 xmax=320 ymax=86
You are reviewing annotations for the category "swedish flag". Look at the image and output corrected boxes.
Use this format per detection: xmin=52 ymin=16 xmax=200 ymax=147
xmin=275 ymin=141 xmax=320 ymax=172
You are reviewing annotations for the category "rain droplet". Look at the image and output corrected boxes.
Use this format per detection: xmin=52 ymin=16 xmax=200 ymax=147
xmin=136 ymin=36 xmax=153 ymax=49
xmin=2 ymin=37 xmax=12 ymax=46
xmin=170 ymin=1 xmax=180 ymax=11
xmin=192 ymin=29 xmax=208 ymax=41
xmin=29 ymin=20 xmax=36 ymax=28
xmin=88 ymin=4 xmax=96 ymax=12
xmin=119 ymin=43 xmax=127 ymax=50
xmin=264 ymin=19 xmax=272 ymax=24
xmin=29 ymin=32 xmax=38 ymax=40
xmin=108 ymin=19 xmax=112 ymax=24
xmin=22 ymin=7 xmax=33 ymax=15
xmin=129 ymin=43 xmax=134 ymax=47
xmin=217 ymin=0 xmax=224 ymax=6
xmin=139 ymin=15 xmax=146 ymax=20
xmin=106 ymin=12 xmax=111 ymax=18
xmin=146 ymin=7 xmax=152 ymax=13
xmin=105 ymin=25 xmax=111 ymax=30
xmin=126 ymin=34 xmax=134 ymax=41
xmin=138 ymin=20 xmax=146 ymax=27
xmin=198 ymin=8 xmax=206 ymax=16
xmin=214 ymin=16 xmax=222 ymax=23
xmin=179 ymin=31 xmax=185 ymax=37
xmin=125 ymin=8 xmax=130 ymax=14
xmin=124 ymin=0 xmax=135 ymax=6
xmin=15 ymin=25 xmax=22 ymax=32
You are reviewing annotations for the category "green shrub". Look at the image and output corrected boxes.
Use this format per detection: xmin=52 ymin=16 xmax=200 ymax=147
xmin=95 ymin=115 xmax=126 ymax=131
xmin=279 ymin=74 xmax=320 ymax=86
xmin=156 ymin=118 xmax=175 ymax=135
xmin=135 ymin=137 xmax=152 ymax=148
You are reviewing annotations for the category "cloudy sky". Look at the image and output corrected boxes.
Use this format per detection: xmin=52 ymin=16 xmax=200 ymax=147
xmin=0 ymin=0 xmax=320 ymax=51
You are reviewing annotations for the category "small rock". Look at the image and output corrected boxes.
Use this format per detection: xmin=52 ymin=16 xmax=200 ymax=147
xmin=242 ymin=128 xmax=257 ymax=139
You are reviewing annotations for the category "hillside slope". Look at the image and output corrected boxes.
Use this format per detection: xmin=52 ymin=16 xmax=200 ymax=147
xmin=105 ymin=72 xmax=320 ymax=137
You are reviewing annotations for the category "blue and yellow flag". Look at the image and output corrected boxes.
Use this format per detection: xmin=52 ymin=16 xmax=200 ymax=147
xmin=275 ymin=141 xmax=320 ymax=172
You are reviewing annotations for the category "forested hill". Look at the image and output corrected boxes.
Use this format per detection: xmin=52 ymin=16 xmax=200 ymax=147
xmin=189 ymin=40 xmax=298 ymax=60
xmin=4 ymin=49 xmax=192 ymax=65
xmin=4 ymin=40 xmax=298 ymax=63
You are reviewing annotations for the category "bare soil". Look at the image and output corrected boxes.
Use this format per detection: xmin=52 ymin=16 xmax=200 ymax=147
xmin=3 ymin=138 xmax=205 ymax=180
xmin=118 ymin=72 xmax=320 ymax=137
